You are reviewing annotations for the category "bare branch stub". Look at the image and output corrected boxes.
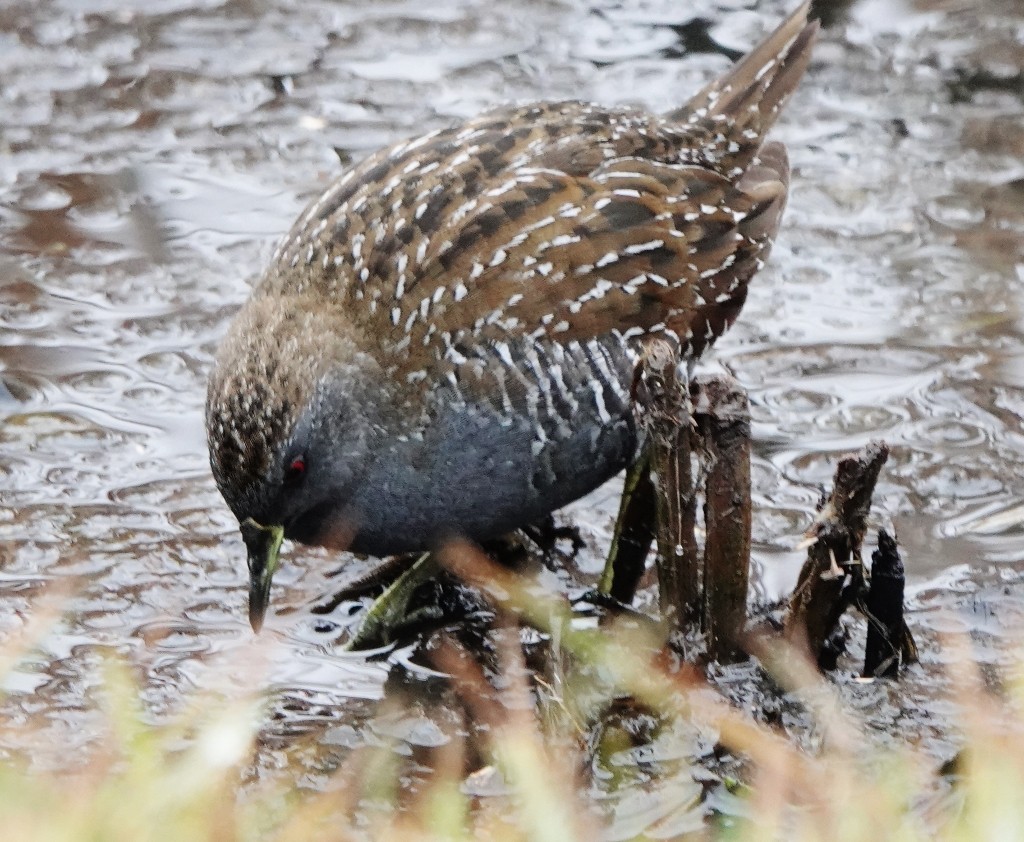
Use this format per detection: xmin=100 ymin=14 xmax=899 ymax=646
xmin=862 ymin=529 xmax=918 ymax=677
xmin=620 ymin=340 xmax=752 ymax=664
xmin=693 ymin=377 xmax=752 ymax=663
xmin=784 ymin=441 xmax=890 ymax=666
xmin=632 ymin=338 xmax=701 ymax=624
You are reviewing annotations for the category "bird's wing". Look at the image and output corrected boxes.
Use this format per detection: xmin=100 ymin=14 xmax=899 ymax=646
xmin=385 ymin=147 xmax=788 ymax=383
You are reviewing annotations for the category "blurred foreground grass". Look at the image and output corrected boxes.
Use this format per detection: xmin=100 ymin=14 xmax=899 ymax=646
xmin=1 ymin=554 xmax=1023 ymax=841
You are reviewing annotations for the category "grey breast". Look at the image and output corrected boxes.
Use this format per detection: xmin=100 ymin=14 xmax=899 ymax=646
xmin=347 ymin=332 xmax=638 ymax=555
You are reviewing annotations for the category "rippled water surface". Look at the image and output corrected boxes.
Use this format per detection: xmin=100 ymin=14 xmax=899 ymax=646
xmin=1 ymin=0 xmax=1023 ymax=828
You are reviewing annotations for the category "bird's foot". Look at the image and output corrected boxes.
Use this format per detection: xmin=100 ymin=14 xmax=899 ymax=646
xmin=523 ymin=516 xmax=586 ymax=557
xmin=344 ymin=552 xmax=438 ymax=651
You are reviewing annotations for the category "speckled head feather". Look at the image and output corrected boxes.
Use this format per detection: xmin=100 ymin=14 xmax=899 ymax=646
xmin=207 ymin=3 xmax=818 ymax=590
xmin=205 ymin=296 xmax=366 ymax=519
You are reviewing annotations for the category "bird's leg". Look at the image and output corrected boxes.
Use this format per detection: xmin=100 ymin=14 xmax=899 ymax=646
xmin=573 ymin=587 xmax=653 ymax=623
xmin=345 ymin=552 xmax=439 ymax=650
xmin=317 ymin=553 xmax=422 ymax=605
xmin=598 ymin=447 xmax=656 ymax=606
xmin=310 ymin=553 xmax=421 ymax=623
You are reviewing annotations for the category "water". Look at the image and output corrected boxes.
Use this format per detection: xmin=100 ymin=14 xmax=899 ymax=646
xmin=1 ymin=0 xmax=1023 ymax=827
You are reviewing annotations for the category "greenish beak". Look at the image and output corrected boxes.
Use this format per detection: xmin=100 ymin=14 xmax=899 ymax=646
xmin=240 ymin=518 xmax=284 ymax=633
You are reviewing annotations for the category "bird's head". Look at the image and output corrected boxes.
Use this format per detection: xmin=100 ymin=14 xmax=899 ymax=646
xmin=205 ymin=295 xmax=386 ymax=631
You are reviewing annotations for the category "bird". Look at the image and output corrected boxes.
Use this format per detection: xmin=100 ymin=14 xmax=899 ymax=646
xmin=206 ymin=3 xmax=818 ymax=632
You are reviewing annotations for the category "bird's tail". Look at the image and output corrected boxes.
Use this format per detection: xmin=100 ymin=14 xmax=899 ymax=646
xmin=667 ymin=1 xmax=818 ymax=175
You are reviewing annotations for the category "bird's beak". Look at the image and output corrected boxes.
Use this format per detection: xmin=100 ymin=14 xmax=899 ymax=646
xmin=239 ymin=518 xmax=284 ymax=633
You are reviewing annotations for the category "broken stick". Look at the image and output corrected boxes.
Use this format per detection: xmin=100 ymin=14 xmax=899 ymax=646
xmin=694 ymin=378 xmax=752 ymax=663
xmin=784 ymin=441 xmax=889 ymax=668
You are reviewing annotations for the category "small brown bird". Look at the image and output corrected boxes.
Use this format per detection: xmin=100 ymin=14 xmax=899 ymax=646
xmin=206 ymin=3 xmax=818 ymax=631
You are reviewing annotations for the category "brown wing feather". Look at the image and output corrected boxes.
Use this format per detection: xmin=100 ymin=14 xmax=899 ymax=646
xmin=397 ymin=153 xmax=787 ymax=366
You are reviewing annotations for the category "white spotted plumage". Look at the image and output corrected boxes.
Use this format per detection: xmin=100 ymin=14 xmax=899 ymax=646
xmin=209 ymin=3 xmax=818 ymax=518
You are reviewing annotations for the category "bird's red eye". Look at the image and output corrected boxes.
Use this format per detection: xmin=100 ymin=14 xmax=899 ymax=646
xmin=284 ymin=457 xmax=306 ymax=483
